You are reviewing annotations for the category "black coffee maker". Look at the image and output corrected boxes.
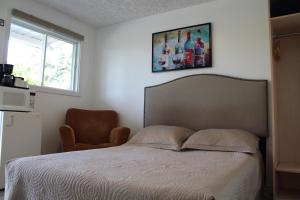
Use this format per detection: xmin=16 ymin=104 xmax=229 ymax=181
xmin=0 ymin=64 xmax=15 ymax=87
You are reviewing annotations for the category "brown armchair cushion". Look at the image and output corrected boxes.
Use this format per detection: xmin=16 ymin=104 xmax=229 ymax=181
xmin=66 ymin=109 xmax=118 ymax=144
xmin=60 ymin=108 xmax=130 ymax=152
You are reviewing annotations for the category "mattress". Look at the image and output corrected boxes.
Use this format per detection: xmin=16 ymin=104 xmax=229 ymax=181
xmin=5 ymin=144 xmax=262 ymax=200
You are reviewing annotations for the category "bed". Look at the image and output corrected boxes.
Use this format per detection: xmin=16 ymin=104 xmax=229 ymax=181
xmin=5 ymin=74 xmax=268 ymax=200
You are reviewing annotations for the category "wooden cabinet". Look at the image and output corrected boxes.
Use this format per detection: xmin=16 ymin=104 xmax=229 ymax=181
xmin=270 ymin=11 xmax=300 ymax=200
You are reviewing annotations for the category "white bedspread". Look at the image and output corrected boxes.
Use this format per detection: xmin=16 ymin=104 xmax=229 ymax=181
xmin=5 ymin=144 xmax=262 ymax=200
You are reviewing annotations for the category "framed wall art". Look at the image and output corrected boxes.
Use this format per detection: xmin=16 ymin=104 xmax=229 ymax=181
xmin=152 ymin=23 xmax=212 ymax=73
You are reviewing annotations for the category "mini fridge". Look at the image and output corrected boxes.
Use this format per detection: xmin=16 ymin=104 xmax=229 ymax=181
xmin=0 ymin=111 xmax=41 ymax=189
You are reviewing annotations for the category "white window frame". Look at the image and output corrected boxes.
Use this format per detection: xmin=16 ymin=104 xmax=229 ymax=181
xmin=8 ymin=18 xmax=81 ymax=96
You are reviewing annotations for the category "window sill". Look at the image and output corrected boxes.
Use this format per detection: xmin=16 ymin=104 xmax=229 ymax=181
xmin=30 ymin=85 xmax=80 ymax=97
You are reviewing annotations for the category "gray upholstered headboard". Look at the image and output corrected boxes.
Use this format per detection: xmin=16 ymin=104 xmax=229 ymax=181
xmin=144 ymin=74 xmax=268 ymax=137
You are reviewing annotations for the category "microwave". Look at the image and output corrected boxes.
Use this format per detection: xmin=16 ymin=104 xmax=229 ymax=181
xmin=0 ymin=86 xmax=35 ymax=112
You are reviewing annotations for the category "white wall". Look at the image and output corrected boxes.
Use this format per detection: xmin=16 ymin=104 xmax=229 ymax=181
xmin=94 ymin=0 xmax=272 ymax=134
xmin=0 ymin=0 xmax=97 ymax=154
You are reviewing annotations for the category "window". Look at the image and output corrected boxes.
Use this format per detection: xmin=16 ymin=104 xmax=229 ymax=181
xmin=7 ymin=18 xmax=80 ymax=92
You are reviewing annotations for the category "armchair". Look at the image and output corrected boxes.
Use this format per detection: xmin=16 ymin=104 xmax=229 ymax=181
xmin=60 ymin=108 xmax=130 ymax=152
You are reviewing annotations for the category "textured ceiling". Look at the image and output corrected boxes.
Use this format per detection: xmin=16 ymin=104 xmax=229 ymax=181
xmin=33 ymin=0 xmax=215 ymax=28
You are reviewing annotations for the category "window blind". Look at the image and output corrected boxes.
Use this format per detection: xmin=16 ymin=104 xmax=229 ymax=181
xmin=11 ymin=9 xmax=84 ymax=41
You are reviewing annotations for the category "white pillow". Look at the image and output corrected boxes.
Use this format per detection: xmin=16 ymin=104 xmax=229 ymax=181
xmin=182 ymin=129 xmax=259 ymax=154
xmin=128 ymin=125 xmax=194 ymax=151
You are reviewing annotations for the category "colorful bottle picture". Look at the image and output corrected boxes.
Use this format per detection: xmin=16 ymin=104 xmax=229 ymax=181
xmin=152 ymin=23 xmax=211 ymax=72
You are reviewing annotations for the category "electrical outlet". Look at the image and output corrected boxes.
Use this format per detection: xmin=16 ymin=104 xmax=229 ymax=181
xmin=0 ymin=19 xmax=4 ymax=27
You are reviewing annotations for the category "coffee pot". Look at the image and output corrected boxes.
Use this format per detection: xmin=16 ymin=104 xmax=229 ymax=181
xmin=0 ymin=64 xmax=15 ymax=87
